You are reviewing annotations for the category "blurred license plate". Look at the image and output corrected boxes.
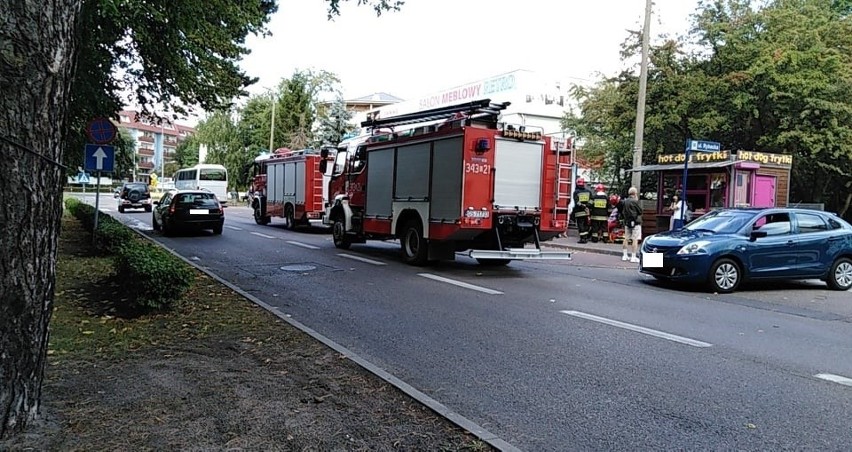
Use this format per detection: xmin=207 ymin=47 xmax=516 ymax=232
xmin=190 ymin=209 xmax=209 ymax=215
xmin=644 ymin=252 xmax=663 ymax=268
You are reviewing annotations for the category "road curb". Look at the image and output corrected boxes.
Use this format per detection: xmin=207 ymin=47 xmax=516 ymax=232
xmin=544 ymin=241 xmax=626 ymax=257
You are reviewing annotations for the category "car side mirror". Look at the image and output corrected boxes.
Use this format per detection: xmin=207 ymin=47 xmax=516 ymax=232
xmin=113 ymin=192 xmax=120 ymax=198
xmin=319 ymin=160 xmax=328 ymax=174
xmin=749 ymin=230 xmax=767 ymax=241
xmin=152 ymin=200 xmax=160 ymax=205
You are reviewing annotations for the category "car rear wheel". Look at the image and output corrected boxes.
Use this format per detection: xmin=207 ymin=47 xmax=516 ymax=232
xmin=152 ymin=213 xmax=160 ymax=231
xmin=708 ymin=258 xmax=741 ymax=293
xmin=826 ymin=257 xmax=852 ymax=291
xmin=213 ymin=223 xmax=223 ymax=235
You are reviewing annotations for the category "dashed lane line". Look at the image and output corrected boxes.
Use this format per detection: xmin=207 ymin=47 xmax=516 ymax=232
xmin=287 ymin=241 xmax=320 ymax=250
xmin=560 ymin=310 xmax=713 ymax=348
xmin=337 ymin=253 xmax=387 ymax=266
xmin=815 ymin=373 xmax=852 ymax=387
xmin=418 ymin=273 xmax=504 ymax=295
xmin=250 ymin=232 xmax=276 ymax=239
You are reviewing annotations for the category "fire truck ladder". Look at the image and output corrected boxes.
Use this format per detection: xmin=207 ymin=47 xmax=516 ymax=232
xmin=554 ymin=140 xmax=573 ymax=222
xmin=361 ymin=99 xmax=510 ymax=130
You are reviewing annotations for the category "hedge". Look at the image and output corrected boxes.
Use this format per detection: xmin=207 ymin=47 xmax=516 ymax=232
xmin=63 ymin=197 xmax=194 ymax=311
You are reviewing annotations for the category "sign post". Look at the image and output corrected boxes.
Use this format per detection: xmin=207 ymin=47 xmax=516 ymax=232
xmin=676 ymin=139 xmax=721 ymax=230
xmin=84 ymin=118 xmax=118 ymax=237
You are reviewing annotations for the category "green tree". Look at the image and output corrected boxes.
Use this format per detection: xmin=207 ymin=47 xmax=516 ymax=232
xmin=314 ymin=97 xmax=355 ymax=147
xmin=1 ymin=0 xmax=402 ymax=439
xmin=175 ymin=135 xmax=201 ymax=168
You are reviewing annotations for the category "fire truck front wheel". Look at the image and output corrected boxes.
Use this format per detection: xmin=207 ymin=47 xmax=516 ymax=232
xmin=254 ymin=205 xmax=270 ymax=225
xmin=401 ymin=220 xmax=428 ymax=266
xmin=332 ymin=219 xmax=351 ymax=249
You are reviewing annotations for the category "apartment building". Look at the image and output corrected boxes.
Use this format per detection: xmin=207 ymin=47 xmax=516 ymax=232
xmin=117 ymin=110 xmax=196 ymax=183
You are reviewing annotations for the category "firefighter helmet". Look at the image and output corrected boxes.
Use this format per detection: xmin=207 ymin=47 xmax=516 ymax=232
xmin=609 ymin=194 xmax=620 ymax=206
xmin=576 ymin=177 xmax=585 ymax=187
xmin=595 ymin=183 xmax=605 ymax=192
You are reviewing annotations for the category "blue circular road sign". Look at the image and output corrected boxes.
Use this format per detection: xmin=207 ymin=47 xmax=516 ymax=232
xmin=86 ymin=117 xmax=117 ymax=144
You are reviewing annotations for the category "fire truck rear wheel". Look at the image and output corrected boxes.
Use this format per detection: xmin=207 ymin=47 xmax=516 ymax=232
xmin=332 ymin=219 xmax=351 ymax=249
xmin=401 ymin=220 xmax=428 ymax=266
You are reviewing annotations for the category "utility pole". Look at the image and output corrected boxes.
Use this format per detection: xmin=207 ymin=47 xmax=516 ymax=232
xmin=631 ymin=0 xmax=653 ymax=191
xmin=269 ymin=98 xmax=277 ymax=152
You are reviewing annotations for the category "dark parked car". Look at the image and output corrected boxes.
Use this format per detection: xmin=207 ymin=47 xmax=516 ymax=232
xmin=152 ymin=190 xmax=224 ymax=236
xmin=115 ymin=182 xmax=152 ymax=213
xmin=640 ymin=208 xmax=852 ymax=293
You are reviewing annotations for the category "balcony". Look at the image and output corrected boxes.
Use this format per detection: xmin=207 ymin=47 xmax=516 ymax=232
xmin=137 ymin=161 xmax=154 ymax=169
xmin=138 ymin=135 xmax=154 ymax=143
xmin=164 ymin=137 xmax=178 ymax=146
xmin=138 ymin=148 xmax=155 ymax=156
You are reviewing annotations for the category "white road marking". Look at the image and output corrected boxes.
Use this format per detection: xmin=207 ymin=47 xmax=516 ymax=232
xmin=287 ymin=241 xmax=320 ymax=250
xmin=337 ymin=253 xmax=387 ymax=266
xmin=251 ymin=232 xmax=276 ymax=239
xmin=815 ymin=373 xmax=852 ymax=387
xmin=225 ymin=225 xmax=243 ymax=231
xmin=418 ymin=273 xmax=504 ymax=295
xmin=560 ymin=310 xmax=713 ymax=348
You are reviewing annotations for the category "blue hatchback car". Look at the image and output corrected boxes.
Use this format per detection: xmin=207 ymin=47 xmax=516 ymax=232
xmin=639 ymin=208 xmax=852 ymax=293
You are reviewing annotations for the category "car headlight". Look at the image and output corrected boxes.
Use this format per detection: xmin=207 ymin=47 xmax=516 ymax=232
xmin=677 ymin=240 xmax=712 ymax=255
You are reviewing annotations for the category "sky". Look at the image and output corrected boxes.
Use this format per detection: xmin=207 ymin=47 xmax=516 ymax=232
xmin=238 ymin=0 xmax=702 ymax=102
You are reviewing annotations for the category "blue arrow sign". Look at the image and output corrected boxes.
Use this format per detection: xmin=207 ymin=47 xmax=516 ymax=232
xmin=84 ymin=144 xmax=115 ymax=172
xmin=687 ymin=139 xmax=721 ymax=152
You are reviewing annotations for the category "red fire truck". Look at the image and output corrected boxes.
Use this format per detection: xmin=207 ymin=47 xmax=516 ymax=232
xmin=320 ymin=99 xmax=573 ymax=265
xmin=249 ymin=148 xmax=328 ymax=229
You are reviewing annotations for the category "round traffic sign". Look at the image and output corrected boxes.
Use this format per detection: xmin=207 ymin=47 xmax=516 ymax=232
xmin=86 ymin=117 xmax=117 ymax=144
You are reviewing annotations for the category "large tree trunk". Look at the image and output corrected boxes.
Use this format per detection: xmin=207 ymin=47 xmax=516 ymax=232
xmin=0 ymin=0 xmax=82 ymax=439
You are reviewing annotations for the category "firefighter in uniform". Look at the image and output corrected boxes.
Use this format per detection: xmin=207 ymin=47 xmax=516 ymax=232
xmin=589 ymin=183 xmax=610 ymax=243
xmin=571 ymin=177 xmax=592 ymax=243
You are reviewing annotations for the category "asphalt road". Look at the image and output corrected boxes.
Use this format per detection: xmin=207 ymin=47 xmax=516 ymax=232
xmin=77 ymin=194 xmax=852 ymax=451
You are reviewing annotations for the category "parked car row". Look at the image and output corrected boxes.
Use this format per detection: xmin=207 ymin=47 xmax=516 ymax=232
xmin=640 ymin=207 xmax=852 ymax=293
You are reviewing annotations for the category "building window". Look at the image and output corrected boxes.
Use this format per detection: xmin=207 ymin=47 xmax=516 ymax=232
xmin=120 ymin=115 xmax=130 ymax=123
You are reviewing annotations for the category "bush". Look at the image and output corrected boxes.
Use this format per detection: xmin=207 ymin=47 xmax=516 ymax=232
xmin=65 ymin=196 xmax=194 ymax=312
xmin=94 ymin=220 xmax=135 ymax=254
xmin=116 ymin=240 xmax=194 ymax=311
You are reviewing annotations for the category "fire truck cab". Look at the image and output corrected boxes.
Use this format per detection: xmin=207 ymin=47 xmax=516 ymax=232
xmin=320 ymin=99 xmax=572 ymax=266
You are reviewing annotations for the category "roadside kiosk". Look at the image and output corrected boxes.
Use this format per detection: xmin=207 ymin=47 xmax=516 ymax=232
xmin=630 ymin=150 xmax=794 ymax=235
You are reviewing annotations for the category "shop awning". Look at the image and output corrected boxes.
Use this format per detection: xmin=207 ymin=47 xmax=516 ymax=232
xmin=628 ymin=161 xmax=735 ymax=172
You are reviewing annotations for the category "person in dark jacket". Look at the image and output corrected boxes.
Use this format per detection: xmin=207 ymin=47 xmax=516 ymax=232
xmin=617 ymin=186 xmax=644 ymax=263
xmin=572 ymin=177 xmax=592 ymax=243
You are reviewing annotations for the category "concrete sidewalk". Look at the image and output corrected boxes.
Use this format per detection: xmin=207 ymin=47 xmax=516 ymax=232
xmin=544 ymin=228 xmax=639 ymax=257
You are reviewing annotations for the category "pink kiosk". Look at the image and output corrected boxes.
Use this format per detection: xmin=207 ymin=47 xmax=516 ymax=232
xmin=631 ymin=150 xmax=794 ymax=235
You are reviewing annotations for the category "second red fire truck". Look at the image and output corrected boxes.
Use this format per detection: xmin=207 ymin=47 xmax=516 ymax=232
xmin=320 ymin=99 xmax=573 ymax=265
xmin=249 ymin=148 xmax=328 ymax=229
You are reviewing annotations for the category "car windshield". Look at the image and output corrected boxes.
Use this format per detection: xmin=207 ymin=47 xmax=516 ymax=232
xmin=683 ymin=210 xmax=755 ymax=234
xmin=175 ymin=192 xmax=219 ymax=208
xmin=125 ymin=183 xmax=147 ymax=191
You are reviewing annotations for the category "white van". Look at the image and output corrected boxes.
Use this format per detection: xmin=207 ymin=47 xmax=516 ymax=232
xmin=174 ymin=164 xmax=229 ymax=205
